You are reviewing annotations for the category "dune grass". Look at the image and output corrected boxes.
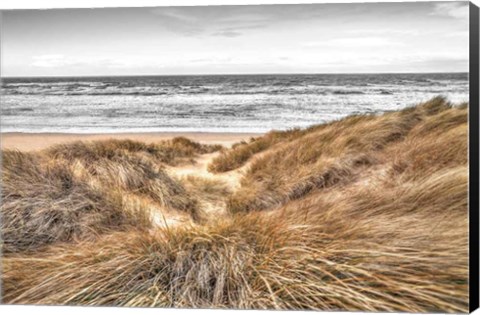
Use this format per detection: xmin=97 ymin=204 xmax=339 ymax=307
xmin=2 ymin=165 xmax=468 ymax=311
xmin=180 ymin=175 xmax=231 ymax=203
xmin=0 ymin=97 xmax=469 ymax=312
xmin=207 ymin=129 xmax=308 ymax=173
xmin=227 ymin=97 xmax=467 ymax=213
xmin=207 ymin=113 xmax=356 ymax=174
xmin=0 ymin=137 xmax=218 ymax=252
xmin=47 ymin=137 xmax=222 ymax=166
xmin=1 ymin=150 xmax=150 ymax=253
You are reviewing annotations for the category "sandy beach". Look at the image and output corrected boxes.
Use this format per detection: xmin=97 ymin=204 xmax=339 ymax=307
xmin=0 ymin=132 xmax=262 ymax=152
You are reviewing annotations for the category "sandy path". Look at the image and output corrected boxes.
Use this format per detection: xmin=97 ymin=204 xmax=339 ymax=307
xmin=163 ymin=150 xmax=261 ymax=224
xmin=168 ymin=152 xmax=243 ymax=191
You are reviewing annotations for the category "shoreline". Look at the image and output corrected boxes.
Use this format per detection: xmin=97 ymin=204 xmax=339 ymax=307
xmin=0 ymin=132 xmax=263 ymax=152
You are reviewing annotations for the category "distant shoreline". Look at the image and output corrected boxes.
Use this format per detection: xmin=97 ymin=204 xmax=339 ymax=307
xmin=0 ymin=132 xmax=263 ymax=152
xmin=1 ymin=71 xmax=468 ymax=79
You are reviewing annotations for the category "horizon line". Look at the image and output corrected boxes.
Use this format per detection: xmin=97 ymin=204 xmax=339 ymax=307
xmin=1 ymin=71 xmax=469 ymax=79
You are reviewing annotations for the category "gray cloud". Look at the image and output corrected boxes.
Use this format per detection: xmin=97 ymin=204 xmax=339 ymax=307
xmin=149 ymin=7 xmax=206 ymax=36
xmin=430 ymin=2 xmax=469 ymax=19
xmin=212 ymin=30 xmax=243 ymax=37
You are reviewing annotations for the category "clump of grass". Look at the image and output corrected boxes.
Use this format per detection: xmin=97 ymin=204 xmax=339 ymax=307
xmin=47 ymin=137 xmax=222 ymax=167
xmin=166 ymin=136 xmax=223 ymax=155
xmin=389 ymin=109 xmax=467 ymax=181
xmin=227 ymin=153 xmax=376 ymax=213
xmin=68 ymin=151 xmax=197 ymax=214
xmin=208 ymin=128 xmax=305 ymax=173
xmin=46 ymin=139 xmax=203 ymax=216
xmin=0 ymin=150 xmax=152 ymax=253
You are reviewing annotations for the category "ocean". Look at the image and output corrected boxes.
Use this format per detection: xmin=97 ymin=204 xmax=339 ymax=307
xmin=0 ymin=73 xmax=469 ymax=134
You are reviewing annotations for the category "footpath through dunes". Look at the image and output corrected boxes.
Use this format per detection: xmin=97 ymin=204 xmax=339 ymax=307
xmin=164 ymin=152 xmax=236 ymax=221
xmin=163 ymin=149 xmax=267 ymax=223
xmin=0 ymin=97 xmax=470 ymax=312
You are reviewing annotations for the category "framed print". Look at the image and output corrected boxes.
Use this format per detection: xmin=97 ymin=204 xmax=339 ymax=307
xmin=1 ymin=1 xmax=479 ymax=313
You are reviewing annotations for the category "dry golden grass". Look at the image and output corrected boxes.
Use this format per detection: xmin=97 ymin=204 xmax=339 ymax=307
xmin=2 ymin=166 xmax=468 ymax=311
xmin=1 ymin=150 xmax=150 ymax=253
xmin=180 ymin=175 xmax=232 ymax=203
xmin=0 ymin=137 xmax=219 ymax=252
xmin=208 ymin=128 xmax=305 ymax=173
xmin=179 ymin=175 xmax=233 ymax=222
xmin=47 ymin=137 xmax=222 ymax=166
xmin=0 ymin=97 xmax=469 ymax=312
xmin=227 ymin=96 xmax=466 ymax=213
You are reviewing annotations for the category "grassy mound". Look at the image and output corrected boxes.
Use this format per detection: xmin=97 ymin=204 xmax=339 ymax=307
xmin=0 ymin=138 xmax=218 ymax=252
xmin=1 ymin=150 xmax=151 ymax=253
xmin=227 ymin=97 xmax=467 ymax=213
xmin=47 ymin=137 xmax=222 ymax=166
xmin=208 ymin=129 xmax=305 ymax=173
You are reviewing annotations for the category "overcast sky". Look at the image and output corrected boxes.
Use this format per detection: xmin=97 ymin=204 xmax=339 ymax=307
xmin=1 ymin=1 xmax=469 ymax=76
